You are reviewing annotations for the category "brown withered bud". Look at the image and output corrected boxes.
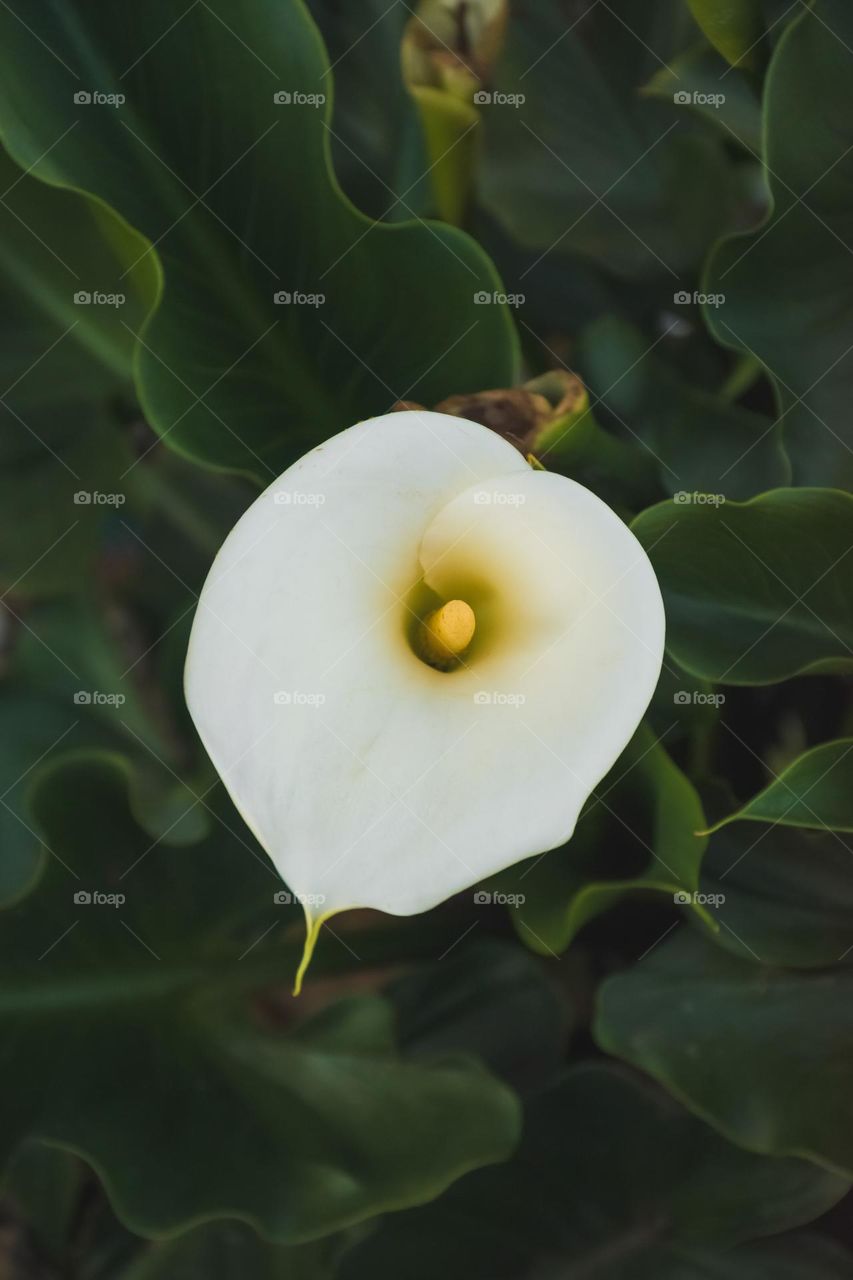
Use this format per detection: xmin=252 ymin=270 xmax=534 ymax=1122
xmin=434 ymin=388 xmax=553 ymax=454
xmin=435 ymin=368 xmax=589 ymax=456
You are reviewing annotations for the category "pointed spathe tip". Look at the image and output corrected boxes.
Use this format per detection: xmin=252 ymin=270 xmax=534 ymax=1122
xmin=292 ymin=906 xmax=326 ymax=996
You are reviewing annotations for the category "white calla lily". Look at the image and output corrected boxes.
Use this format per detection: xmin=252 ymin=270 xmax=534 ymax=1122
xmin=185 ymin=410 xmax=664 ymax=990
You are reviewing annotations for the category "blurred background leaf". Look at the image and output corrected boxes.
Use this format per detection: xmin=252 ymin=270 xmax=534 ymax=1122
xmin=478 ymin=1 xmax=737 ymax=280
xmin=0 ymin=0 xmax=851 ymax=1273
xmin=578 ymin=315 xmax=790 ymax=501
xmin=0 ymin=754 xmax=521 ymax=1241
xmin=494 ymin=724 xmax=711 ymax=956
xmin=642 ymin=44 xmax=763 ymax=151
xmin=705 ymin=738 xmax=853 ymax=833
xmin=0 ymin=145 xmax=154 ymax=597
xmin=0 ymin=0 xmax=519 ymax=480
xmin=698 ymin=818 xmax=853 ymax=967
xmin=596 ymin=928 xmax=853 ymax=1177
xmin=705 ymin=0 xmax=853 ymax=488
xmin=632 ymin=489 xmax=853 ymax=683
xmin=686 ymin=0 xmax=764 ymax=70
xmin=338 ymin=1064 xmax=849 ymax=1278
xmin=305 ymin=0 xmax=431 ymax=222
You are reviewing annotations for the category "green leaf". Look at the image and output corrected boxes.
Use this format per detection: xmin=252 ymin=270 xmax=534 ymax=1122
xmin=0 ymin=597 xmax=208 ymax=907
xmin=686 ymin=0 xmax=764 ymax=69
xmin=116 ymin=1221 xmax=354 ymax=1280
xmin=495 ymin=725 xmax=711 ymax=956
xmin=0 ymin=0 xmax=518 ymax=480
xmin=0 ymin=753 xmax=520 ymax=1241
xmin=705 ymin=739 xmax=853 ymax=833
xmin=0 ymin=145 xmax=154 ymax=595
xmin=704 ymin=0 xmax=853 ymax=487
xmin=104 ymin=944 xmax=565 ymax=1277
xmin=390 ymin=940 xmax=569 ymax=1095
xmin=579 ymin=316 xmax=790 ymax=501
xmin=595 ymin=927 xmax=853 ymax=1176
xmin=642 ymin=44 xmax=763 ymax=152
xmin=14 ymin=598 xmax=178 ymax=765
xmin=646 ymin=660 xmax=722 ymax=743
xmin=698 ymin=819 xmax=853 ymax=967
xmin=530 ymin=378 xmax=661 ymax=512
xmin=339 ymin=1064 xmax=847 ymax=1279
xmin=93 ymin=1222 xmax=853 ymax=1280
xmin=478 ymin=1 xmax=736 ymax=279
xmin=0 ymin=687 xmax=205 ymax=909
xmin=0 ymin=146 xmax=154 ymax=385
xmin=631 ymin=488 xmax=853 ymax=684
xmin=409 ymin=86 xmax=479 ymax=226
xmin=0 ymin=688 xmax=86 ymax=906
xmin=304 ymin=0 xmax=430 ymax=222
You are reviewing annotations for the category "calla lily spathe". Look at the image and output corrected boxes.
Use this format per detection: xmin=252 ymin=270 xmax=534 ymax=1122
xmin=185 ymin=411 xmax=664 ymax=987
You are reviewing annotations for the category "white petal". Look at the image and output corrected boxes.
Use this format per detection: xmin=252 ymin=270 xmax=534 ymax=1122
xmin=185 ymin=410 xmax=664 ymax=937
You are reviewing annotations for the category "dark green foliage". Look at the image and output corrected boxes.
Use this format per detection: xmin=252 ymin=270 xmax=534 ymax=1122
xmin=1 ymin=1 xmax=852 ymax=1274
